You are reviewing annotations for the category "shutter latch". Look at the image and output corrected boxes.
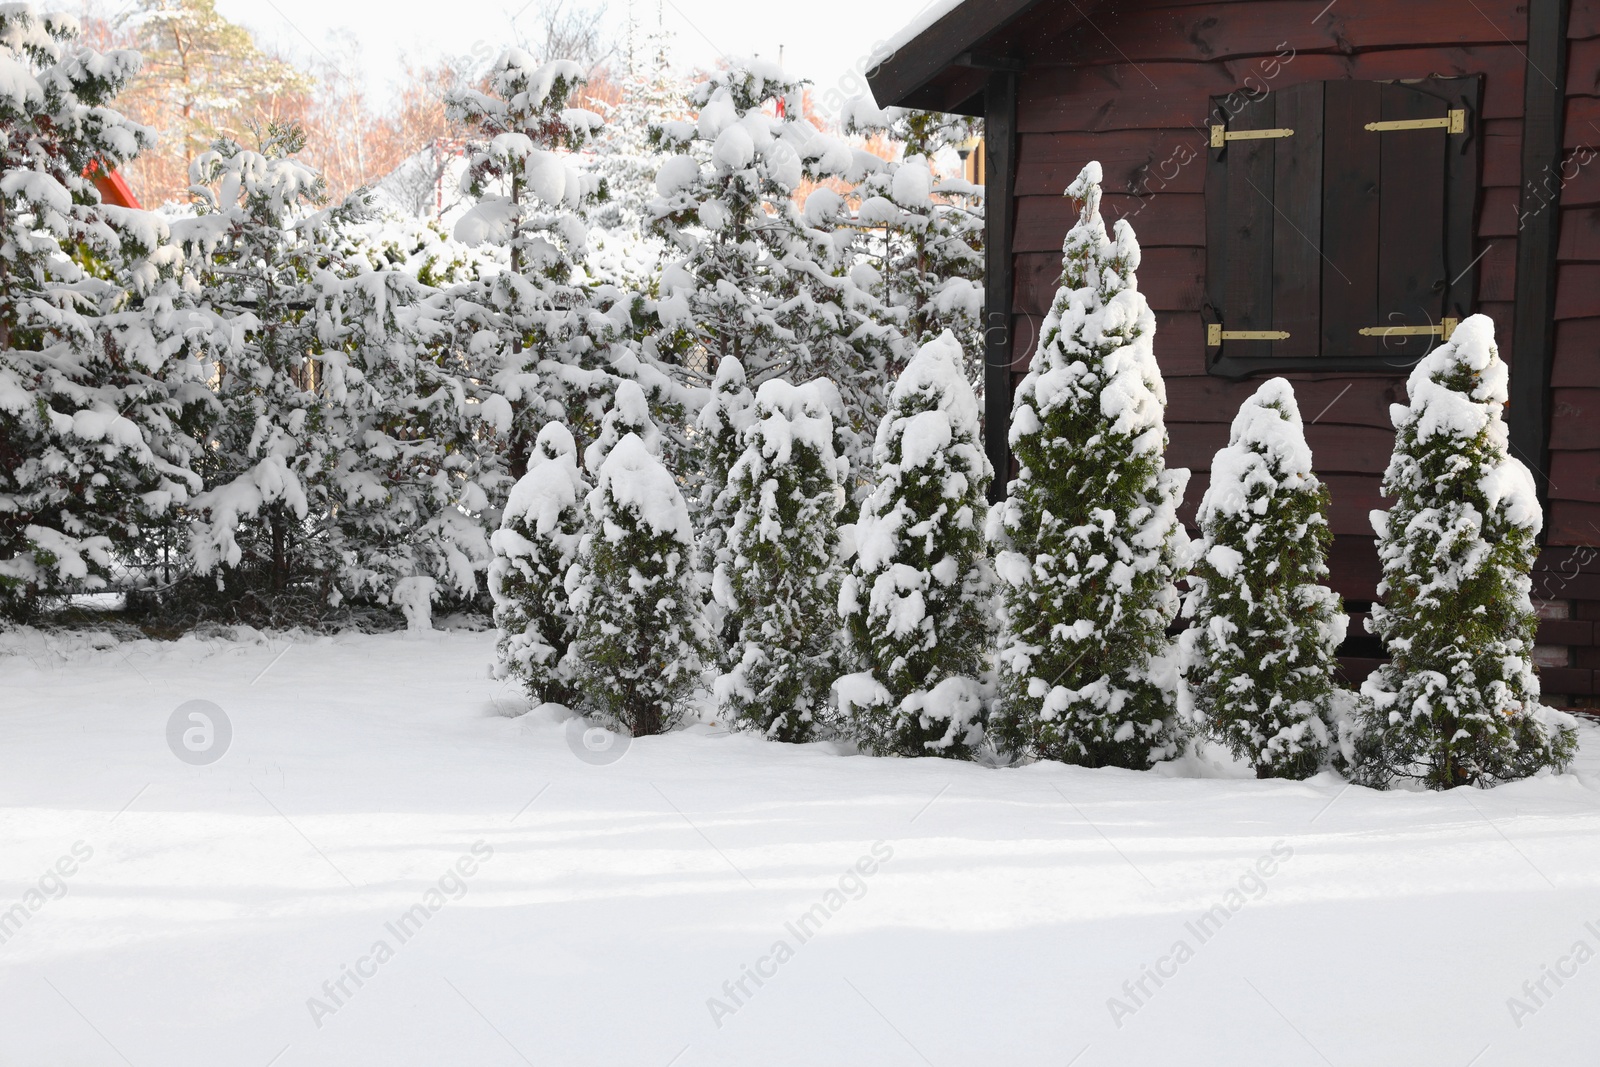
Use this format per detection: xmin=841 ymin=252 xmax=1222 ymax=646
xmin=1207 ymin=324 xmax=1291 ymax=346
xmin=1209 ymin=125 xmax=1294 ymax=148
xmin=1357 ymin=318 xmax=1459 ymax=340
xmin=1364 ymin=110 xmax=1467 ymax=135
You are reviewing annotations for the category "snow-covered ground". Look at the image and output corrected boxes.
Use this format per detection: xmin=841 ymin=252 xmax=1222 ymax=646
xmin=3 ymin=626 xmax=1600 ymax=1066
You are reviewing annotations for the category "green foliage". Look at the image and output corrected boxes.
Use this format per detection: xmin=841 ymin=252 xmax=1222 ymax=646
xmin=717 ymin=378 xmax=848 ymax=742
xmin=568 ymin=432 xmax=706 ymax=735
xmin=838 ymin=332 xmax=993 ymax=758
xmin=1181 ymin=379 xmax=1345 ymax=779
xmin=990 ymin=163 xmax=1188 ymax=769
xmin=1346 ymin=316 xmax=1577 ymax=789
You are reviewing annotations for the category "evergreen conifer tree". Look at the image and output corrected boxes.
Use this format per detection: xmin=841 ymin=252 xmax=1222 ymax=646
xmin=836 ymin=332 xmax=993 ymax=757
xmin=842 ymin=99 xmax=985 ymax=390
xmin=0 ymin=7 xmax=198 ymax=616
xmin=490 ymin=422 xmax=587 ymax=705
xmin=1348 ymin=315 xmax=1577 ymax=788
xmin=649 ymin=57 xmax=892 ymax=454
xmin=716 ymin=377 xmax=848 ymax=741
xmin=566 ymin=431 xmax=706 ymax=735
xmin=1181 ymin=378 xmax=1346 ymax=779
xmin=693 ymin=357 xmax=756 ymax=661
xmin=990 ymin=162 xmax=1189 ymax=769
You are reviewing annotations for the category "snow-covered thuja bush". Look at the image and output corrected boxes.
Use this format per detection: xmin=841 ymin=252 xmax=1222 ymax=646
xmin=1348 ymin=315 xmax=1577 ymax=789
xmin=842 ymin=99 xmax=985 ymax=390
xmin=650 ymin=58 xmax=892 ymax=449
xmin=836 ymin=332 xmax=994 ymax=758
xmin=989 ymin=162 xmax=1189 ymax=769
xmin=1181 ymin=378 xmax=1346 ymax=779
xmin=0 ymin=7 xmax=199 ymax=616
xmin=490 ymin=423 xmax=587 ymax=706
xmin=716 ymin=378 xmax=849 ymax=741
xmin=566 ymin=432 xmax=706 ymax=735
xmin=693 ymin=357 xmax=755 ymax=659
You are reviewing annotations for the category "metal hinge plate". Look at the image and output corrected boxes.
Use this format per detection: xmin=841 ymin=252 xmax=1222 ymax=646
xmin=1357 ymin=317 xmax=1459 ymax=340
xmin=1365 ymin=109 xmax=1466 ymax=135
xmin=1207 ymin=324 xmax=1291 ymax=346
xmin=1210 ymin=125 xmax=1295 ymax=148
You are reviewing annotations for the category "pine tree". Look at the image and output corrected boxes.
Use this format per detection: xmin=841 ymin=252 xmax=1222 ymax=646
xmin=490 ymin=422 xmax=586 ymax=706
xmin=1347 ymin=315 xmax=1577 ymax=789
xmin=990 ymin=162 xmax=1189 ymax=769
xmin=446 ymin=48 xmax=689 ymax=485
xmin=837 ymin=332 xmax=994 ymax=757
xmin=649 ymin=58 xmax=889 ymax=430
xmin=176 ymin=125 xmax=356 ymax=612
xmin=1181 ymin=378 xmax=1346 ymax=779
xmin=842 ymin=99 xmax=985 ymax=391
xmin=0 ymin=7 xmax=197 ymax=617
xmin=566 ymin=431 xmax=706 ymax=735
xmin=716 ymin=377 xmax=849 ymax=741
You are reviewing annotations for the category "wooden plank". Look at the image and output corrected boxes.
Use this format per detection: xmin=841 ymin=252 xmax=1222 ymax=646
xmin=1165 ymin=375 xmax=1402 ymax=428
xmin=1569 ymin=37 xmax=1600 ymax=95
xmin=1478 ymin=238 xmax=1519 ymax=301
xmin=1013 ymin=247 xmax=1205 ymax=314
xmin=1222 ymin=90 xmax=1277 ymax=339
xmin=1053 ymin=1 xmax=1527 ymax=66
xmin=1328 ymin=534 xmax=1382 ymax=600
xmin=984 ymin=71 xmax=1018 ymax=503
xmin=1018 ymin=63 xmax=1247 ymax=134
xmin=1548 ymin=388 xmax=1600 ymax=449
xmin=1014 ymin=192 xmax=1204 ymax=252
xmin=1557 ymin=157 xmax=1600 ymax=206
xmin=1017 ymin=48 xmax=1527 ymax=135
xmin=1376 ymin=82 xmax=1450 ymax=361
xmin=1166 ymin=422 xmax=1231 ymax=472
xmin=1564 ymin=96 xmax=1600 ymax=148
xmin=1549 ymin=499 xmax=1600 ymax=545
xmin=1551 ymin=319 xmax=1600 ymax=386
xmin=1573 ymin=3 xmax=1600 ymax=37
xmin=1548 ymin=451 xmax=1600 ymax=501
xmin=1324 ymin=473 xmax=1386 ymax=536
xmin=1482 ymin=119 xmax=1523 ymax=186
xmin=1558 ymin=206 xmax=1600 ymax=260
xmin=1479 ymin=187 xmax=1521 ymax=235
xmin=1272 ymin=80 xmax=1324 ymax=358
xmin=1555 ymin=263 xmax=1600 ymax=319
xmin=1321 ymin=79 xmax=1383 ymax=356
xmin=1153 ymin=311 xmax=1207 ymax=377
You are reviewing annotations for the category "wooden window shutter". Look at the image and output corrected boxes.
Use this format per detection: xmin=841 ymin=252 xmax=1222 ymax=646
xmin=1205 ymin=76 xmax=1483 ymax=376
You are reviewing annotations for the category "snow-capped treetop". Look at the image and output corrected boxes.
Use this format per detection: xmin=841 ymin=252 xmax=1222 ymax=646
xmin=1200 ymin=376 xmax=1317 ymax=526
xmin=1390 ymin=313 xmax=1540 ymax=532
xmin=584 ymin=379 xmax=662 ymax=471
xmin=502 ymin=423 xmax=584 ymax=538
xmin=880 ymin=330 xmax=980 ymax=468
xmin=590 ymin=432 xmax=691 ymax=541
xmin=746 ymin=377 xmax=849 ymax=477
xmin=1012 ymin=162 xmax=1163 ymax=451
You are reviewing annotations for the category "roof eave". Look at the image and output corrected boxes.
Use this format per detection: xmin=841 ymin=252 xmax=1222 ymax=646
xmin=865 ymin=0 xmax=1045 ymax=112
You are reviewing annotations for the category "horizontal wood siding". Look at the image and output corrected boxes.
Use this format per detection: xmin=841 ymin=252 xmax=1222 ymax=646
xmin=996 ymin=0 xmax=1600 ymax=694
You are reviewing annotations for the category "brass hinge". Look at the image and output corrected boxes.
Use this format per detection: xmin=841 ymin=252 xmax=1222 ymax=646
xmin=1210 ymin=125 xmax=1295 ymax=148
xmin=1365 ymin=109 xmax=1467 ymax=135
xmin=1358 ymin=317 xmax=1459 ymax=340
xmin=1208 ymin=324 xmax=1291 ymax=346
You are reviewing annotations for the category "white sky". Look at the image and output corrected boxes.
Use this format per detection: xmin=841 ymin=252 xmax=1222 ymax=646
xmin=211 ymin=0 xmax=940 ymax=118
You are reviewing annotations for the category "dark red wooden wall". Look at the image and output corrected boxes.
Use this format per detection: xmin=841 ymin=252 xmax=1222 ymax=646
xmin=999 ymin=0 xmax=1600 ymax=700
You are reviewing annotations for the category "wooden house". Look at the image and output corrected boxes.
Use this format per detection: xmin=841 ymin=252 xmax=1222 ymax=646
xmin=868 ymin=0 xmax=1600 ymax=704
